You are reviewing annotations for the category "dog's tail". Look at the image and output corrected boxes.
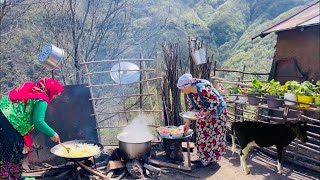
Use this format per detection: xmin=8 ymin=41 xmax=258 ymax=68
xmin=231 ymin=123 xmax=236 ymax=154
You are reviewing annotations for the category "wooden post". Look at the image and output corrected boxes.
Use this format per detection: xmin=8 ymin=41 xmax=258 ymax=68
xmin=139 ymin=54 xmax=143 ymax=109
xmin=155 ymin=54 xmax=164 ymax=125
xmin=83 ymin=63 xmax=101 ymax=143
xmin=213 ymin=61 xmax=217 ymax=76
xmin=51 ymin=70 xmax=55 ymax=79
xmin=118 ymin=58 xmax=128 ymax=123
xmin=241 ymin=64 xmax=246 ymax=82
xmin=142 ymin=59 xmax=153 ymax=109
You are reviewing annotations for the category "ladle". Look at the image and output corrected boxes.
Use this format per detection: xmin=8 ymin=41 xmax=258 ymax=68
xmin=59 ymin=142 xmax=71 ymax=153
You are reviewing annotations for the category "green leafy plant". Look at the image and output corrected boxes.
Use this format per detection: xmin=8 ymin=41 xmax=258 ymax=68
xmin=283 ymin=81 xmax=301 ymax=94
xmin=265 ymin=79 xmax=284 ymax=96
xmin=228 ymin=85 xmax=241 ymax=95
xmin=265 ymin=79 xmax=283 ymax=96
xmin=247 ymin=78 xmax=265 ymax=94
xmin=296 ymin=81 xmax=316 ymax=96
xmin=312 ymin=80 xmax=320 ymax=98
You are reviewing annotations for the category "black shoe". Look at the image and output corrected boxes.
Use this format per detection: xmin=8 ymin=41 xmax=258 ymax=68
xmin=202 ymin=162 xmax=212 ymax=167
xmin=191 ymin=158 xmax=201 ymax=163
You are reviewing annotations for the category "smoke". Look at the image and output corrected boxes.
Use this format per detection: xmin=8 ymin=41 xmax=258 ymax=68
xmin=118 ymin=113 xmax=154 ymax=143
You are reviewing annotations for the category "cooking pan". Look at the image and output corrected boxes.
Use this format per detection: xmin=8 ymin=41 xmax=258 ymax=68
xmin=50 ymin=140 xmax=104 ymax=160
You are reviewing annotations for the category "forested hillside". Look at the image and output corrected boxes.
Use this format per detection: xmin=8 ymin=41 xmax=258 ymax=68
xmin=0 ymin=0 xmax=312 ymax=95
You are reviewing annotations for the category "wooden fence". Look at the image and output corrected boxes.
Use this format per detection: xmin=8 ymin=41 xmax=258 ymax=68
xmin=81 ymin=56 xmax=163 ymax=145
xmin=212 ymin=61 xmax=320 ymax=172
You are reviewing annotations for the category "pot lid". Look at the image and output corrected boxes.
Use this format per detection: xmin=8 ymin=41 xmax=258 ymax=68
xmin=110 ymin=62 xmax=140 ymax=84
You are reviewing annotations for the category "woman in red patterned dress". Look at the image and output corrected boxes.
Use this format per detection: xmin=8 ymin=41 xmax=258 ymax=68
xmin=177 ymin=73 xmax=227 ymax=166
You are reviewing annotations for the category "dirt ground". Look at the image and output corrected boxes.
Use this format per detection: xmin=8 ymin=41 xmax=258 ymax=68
xmin=109 ymin=141 xmax=319 ymax=180
xmin=154 ymin=145 xmax=320 ymax=180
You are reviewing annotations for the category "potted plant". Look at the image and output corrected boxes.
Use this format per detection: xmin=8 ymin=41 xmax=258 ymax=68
xmin=283 ymin=80 xmax=300 ymax=105
xmin=247 ymin=78 xmax=265 ymax=105
xmin=265 ymin=79 xmax=283 ymax=109
xmin=238 ymin=88 xmax=248 ymax=104
xmin=227 ymin=85 xmax=240 ymax=102
xmin=296 ymin=81 xmax=315 ymax=108
xmin=313 ymin=80 xmax=320 ymax=109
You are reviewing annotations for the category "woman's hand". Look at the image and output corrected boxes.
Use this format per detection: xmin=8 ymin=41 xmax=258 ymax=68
xmin=198 ymin=110 xmax=210 ymax=118
xmin=50 ymin=133 xmax=60 ymax=143
xmin=184 ymin=120 xmax=191 ymax=133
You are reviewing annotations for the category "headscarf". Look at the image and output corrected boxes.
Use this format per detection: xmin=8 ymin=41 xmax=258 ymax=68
xmin=177 ymin=73 xmax=195 ymax=89
xmin=9 ymin=77 xmax=64 ymax=105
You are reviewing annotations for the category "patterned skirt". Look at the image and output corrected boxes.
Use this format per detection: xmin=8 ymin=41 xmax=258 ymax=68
xmin=195 ymin=110 xmax=227 ymax=164
xmin=0 ymin=110 xmax=23 ymax=179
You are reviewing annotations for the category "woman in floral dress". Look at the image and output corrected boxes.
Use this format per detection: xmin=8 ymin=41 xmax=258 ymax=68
xmin=177 ymin=73 xmax=227 ymax=166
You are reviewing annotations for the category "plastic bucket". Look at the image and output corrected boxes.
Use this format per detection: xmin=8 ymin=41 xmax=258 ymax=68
xmin=297 ymin=95 xmax=313 ymax=108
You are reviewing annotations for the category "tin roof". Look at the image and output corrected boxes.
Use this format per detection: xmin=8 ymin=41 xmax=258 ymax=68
xmin=252 ymin=0 xmax=320 ymax=39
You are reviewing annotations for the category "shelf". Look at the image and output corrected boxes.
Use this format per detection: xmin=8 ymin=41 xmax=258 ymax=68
xmin=283 ymin=104 xmax=320 ymax=112
xmin=258 ymin=104 xmax=298 ymax=112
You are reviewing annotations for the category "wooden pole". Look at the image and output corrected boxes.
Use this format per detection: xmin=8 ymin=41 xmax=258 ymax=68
xmin=211 ymin=76 xmax=252 ymax=87
xmin=140 ymin=54 xmax=143 ymax=109
xmin=241 ymin=64 xmax=246 ymax=82
xmin=76 ymin=162 xmax=109 ymax=179
xmin=51 ymin=70 xmax=55 ymax=79
xmin=213 ymin=61 xmax=217 ymax=77
xmin=83 ymin=63 xmax=101 ymax=143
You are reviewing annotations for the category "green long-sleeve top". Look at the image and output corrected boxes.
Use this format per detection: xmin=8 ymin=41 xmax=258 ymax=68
xmin=0 ymin=96 xmax=56 ymax=137
xmin=32 ymin=101 xmax=56 ymax=137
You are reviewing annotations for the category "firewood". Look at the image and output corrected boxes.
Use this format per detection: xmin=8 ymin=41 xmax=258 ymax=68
xmin=148 ymin=159 xmax=191 ymax=171
xmin=76 ymin=162 xmax=110 ymax=180
xmin=162 ymin=168 xmax=200 ymax=178
xmin=106 ymin=160 xmax=125 ymax=172
xmin=143 ymin=164 xmax=161 ymax=174
xmin=126 ymin=160 xmax=144 ymax=179
xmin=21 ymin=171 xmax=45 ymax=177
xmin=106 ymin=171 xmax=114 ymax=178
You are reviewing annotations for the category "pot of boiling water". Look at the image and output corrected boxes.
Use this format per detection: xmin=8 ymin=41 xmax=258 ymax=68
xmin=117 ymin=132 xmax=153 ymax=159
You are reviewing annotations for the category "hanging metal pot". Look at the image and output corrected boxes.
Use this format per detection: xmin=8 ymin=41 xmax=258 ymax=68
xmin=191 ymin=48 xmax=206 ymax=65
xmin=38 ymin=44 xmax=64 ymax=70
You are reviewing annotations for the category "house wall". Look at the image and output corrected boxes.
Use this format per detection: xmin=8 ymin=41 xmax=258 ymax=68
xmin=273 ymin=25 xmax=320 ymax=83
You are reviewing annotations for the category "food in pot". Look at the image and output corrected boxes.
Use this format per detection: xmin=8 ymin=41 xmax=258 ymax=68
xmin=157 ymin=126 xmax=184 ymax=138
xmin=157 ymin=127 xmax=170 ymax=134
xmin=169 ymin=128 xmax=183 ymax=134
xmin=54 ymin=143 xmax=100 ymax=158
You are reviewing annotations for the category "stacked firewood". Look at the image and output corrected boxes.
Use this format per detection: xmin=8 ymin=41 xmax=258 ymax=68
xmin=162 ymin=42 xmax=184 ymax=126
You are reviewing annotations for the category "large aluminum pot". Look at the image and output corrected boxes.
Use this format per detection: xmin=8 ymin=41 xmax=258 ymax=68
xmin=117 ymin=132 xmax=153 ymax=159
xmin=38 ymin=44 xmax=64 ymax=70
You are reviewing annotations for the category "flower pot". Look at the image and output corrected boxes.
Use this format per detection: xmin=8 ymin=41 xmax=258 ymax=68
xmin=228 ymin=95 xmax=237 ymax=102
xmin=266 ymin=95 xmax=282 ymax=109
xmin=297 ymin=95 xmax=313 ymax=108
xmin=314 ymin=97 xmax=320 ymax=109
xmin=248 ymin=94 xmax=260 ymax=105
xmin=284 ymin=93 xmax=297 ymax=105
xmin=238 ymin=95 xmax=248 ymax=104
